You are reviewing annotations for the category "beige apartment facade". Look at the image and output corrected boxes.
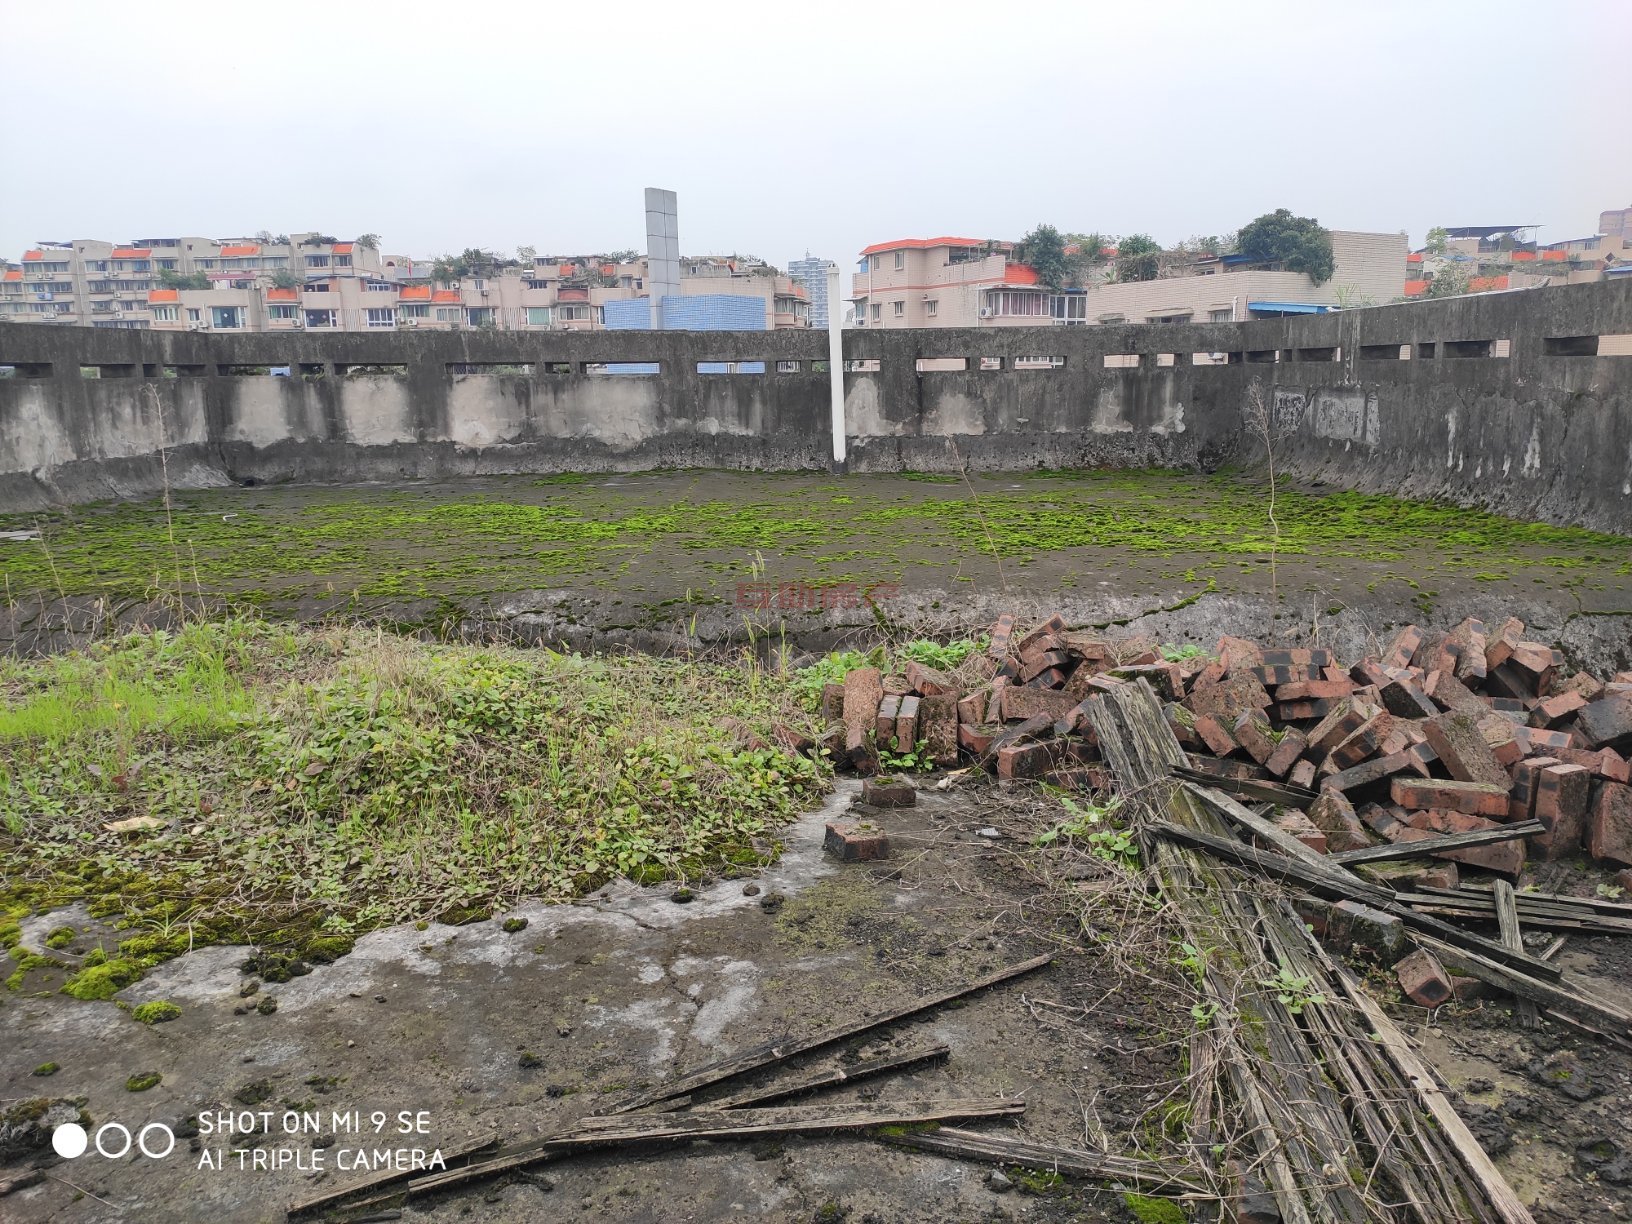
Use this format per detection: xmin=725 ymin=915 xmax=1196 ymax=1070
xmin=850 ymin=230 xmax=1407 ymax=328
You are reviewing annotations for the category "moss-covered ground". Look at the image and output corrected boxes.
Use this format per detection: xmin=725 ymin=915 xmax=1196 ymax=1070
xmin=1 ymin=618 xmax=829 ymax=998
xmin=2 ymin=470 xmax=1627 ymax=628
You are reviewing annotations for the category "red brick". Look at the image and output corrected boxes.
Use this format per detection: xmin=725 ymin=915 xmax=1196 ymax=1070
xmin=1288 ymin=760 xmax=1318 ymax=790
xmin=1022 ymin=667 xmax=1068 ymax=689
xmin=904 ymin=660 xmax=956 ymax=697
xmin=1532 ymin=763 xmax=1591 ymax=859
xmin=1193 ymin=713 xmax=1241 ymax=758
xmin=957 ymin=723 xmax=999 ymax=755
xmin=772 ymin=724 xmax=815 ymax=753
xmin=1253 ymin=663 xmax=1322 ymax=686
xmin=842 ymin=667 xmax=884 ymax=773
xmin=1001 ymin=685 xmax=1079 ymax=724
xmin=882 ymin=673 xmax=914 ymax=697
xmin=1390 ymin=777 xmax=1510 ymax=817
xmin=1587 ymin=782 xmax=1632 ymax=865
xmin=1164 ymin=703 xmax=1201 ymax=749
xmin=1478 ymin=715 xmax=1523 ymax=768
xmin=1452 ymin=975 xmax=1501 ymax=1003
xmin=1553 ymin=746 xmax=1632 ymax=784
xmin=1306 ymin=699 xmax=1372 ymax=762
xmin=1420 ymin=863 xmax=1461 ymax=890
xmin=1507 ymin=756 xmax=1559 ymax=822
xmin=1422 ymin=711 xmax=1512 ymax=789
xmin=1044 ymin=765 xmax=1111 ymax=791
xmin=1395 ymin=948 xmax=1454 ymax=1008
xmin=1446 ymin=617 xmax=1489 ymax=684
xmin=1531 ymin=691 xmax=1588 ymax=729
xmin=956 ymin=689 xmax=986 ymax=726
xmin=1017 ymin=632 xmax=1062 ymax=665
xmin=1328 ymin=711 xmax=1395 ymax=770
xmin=1382 ymin=625 xmax=1424 ymax=670
xmin=1426 ymin=669 xmax=1485 ymax=714
xmin=919 ymin=694 xmax=960 ymax=767
xmin=997 ymin=741 xmax=1058 ymax=780
xmin=1407 ymin=809 xmax=1526 ymax=875
xmin=861 ymin=776 xmax=916 ymax=807
xmin=1275 ymin=678 xmax=1355 ymax=701
xmin=1328 ymin=900 xmax=1406 ymax=956
xmin=1309 ymin=790 xmax=1371 ymax=852
xmin=1276 ymin=699 xmax=1334 ymax=721
xmin=1484 ymin=617 xmax=1524 ymax=670
xmin=1509 ymin=642 xmax=1560 ymax=695
xmin=1019 ymin=650 xmax=1072 ymax=683
xmin=1110 ymin=663 xmax=1183 ymax=701
xmin=1217 ymin=635 xmax=1264 ymax=672
xmin=1358 ymin=802 xmax=1407 ymax=838
xmin=1233 ymin=710 xmax=1278 ymax=765
xmin=894 ymin=695 xmax=921 ymax=756
xmin=1321 ymin=750 xmax=1412 ymax=796
xmin=1264 ymin=728 xmax=1308 ymax=778
xmin=1558 ymin=671 xmax=1606 ymax=702
xmin=1013 ymin=613 xmax=1065 ymax=657
xmin=1183 ymin=670 xmax=1271 ymax=723
xmin=1379 ymin=672 xmax=1439 ymax=719
xmin=825 ymin=818 xmax=891 ymax=861
xmin=987 ymin=613 xmax=1017 ymax=659
xmin=876 ymin=695 xmax=901 ymax=744
xmin=1184 ymin=754 xmax=1268 ymax=783
xmin=1272 ymin=807 xmax=1328 ymax=853
xmin=1513 ymin=725 xmax=1572 ymax=755
xmin=821 ymin=682 xmax=846 ymax=723
xmin=985 ymin=677 xmax=1009 ymax=724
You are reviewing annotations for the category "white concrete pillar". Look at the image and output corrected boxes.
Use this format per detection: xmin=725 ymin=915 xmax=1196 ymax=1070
xmin=826 ymin=265 xmax=845 ymax=470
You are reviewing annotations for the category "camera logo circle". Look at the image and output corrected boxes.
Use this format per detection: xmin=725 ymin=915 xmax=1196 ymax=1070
xmin=52 ymin=1121 xmax=175 ymax=1160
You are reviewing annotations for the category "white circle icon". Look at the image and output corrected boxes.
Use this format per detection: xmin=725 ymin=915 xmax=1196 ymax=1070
xmin=95 ymin=1123 xmax=132 ymax=1159
xmin=138 ymin=1123 xmax=176 ymax=1160
xmin=51 ymin=1123 xmax=88 ymax=1160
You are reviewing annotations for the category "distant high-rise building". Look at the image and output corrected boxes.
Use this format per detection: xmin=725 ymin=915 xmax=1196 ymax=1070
xmin=788 ymin=254 xmax=835 ymax=327
xmin=1601 ymin=205 xmax=1632 ymax=239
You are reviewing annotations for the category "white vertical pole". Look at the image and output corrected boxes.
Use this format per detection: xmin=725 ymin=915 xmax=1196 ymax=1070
xmin=826 ymin=265 xmax=846 ymax=470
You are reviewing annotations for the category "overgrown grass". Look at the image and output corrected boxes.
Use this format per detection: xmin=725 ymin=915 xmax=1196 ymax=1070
xmin=1 ymin=620 xmax=829 ymax=991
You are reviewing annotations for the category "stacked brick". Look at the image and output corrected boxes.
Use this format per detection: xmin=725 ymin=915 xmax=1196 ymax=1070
xmin=823 ymin=613 xmax=1632 ymax=880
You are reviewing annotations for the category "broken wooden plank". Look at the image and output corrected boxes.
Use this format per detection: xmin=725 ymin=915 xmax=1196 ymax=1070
xmin=1334 ymin=964 xmax=1536 ymax=1224
xmin=1169 ymin=765 xmax=1317 ymax=809
xmin=286 ymin=1132 xmax=500 ymax=1218
xmin=1329 ymin=820 xmax=1543 ymax=866
xmin=1494 ymin=879 xmax=1540 ymax=1027
xmin=603 ymin=953 xmax=1053 ymax=1113
xmin=705 ymin=1043 xmax=950 ymax=1110
xmin=1414 ymin=933 xmax=1632 ymax=1035
xmin=880 ymin=1125 xmax=1208 ymax=1197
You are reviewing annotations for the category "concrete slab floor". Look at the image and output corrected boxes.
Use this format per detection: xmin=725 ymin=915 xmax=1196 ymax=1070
xmin=0 ymin=783 xmax=1161 ymax=1224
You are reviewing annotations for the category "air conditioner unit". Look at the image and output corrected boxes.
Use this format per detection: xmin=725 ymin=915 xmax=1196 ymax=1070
xmin=978 ymin=307 xmax=992 ymax=318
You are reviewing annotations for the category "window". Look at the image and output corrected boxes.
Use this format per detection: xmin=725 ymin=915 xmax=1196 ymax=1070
xmin=305 ymin=255 xmax=330 ymax=268
xmin=269 ymin=304 xmax=297 ymax=320
xmin=526 ymin=307 xmax=553 ymax=326
xmin=211 ymin=306 xmax=244 ymax=329
xmin=465 ymin=307 xmax=494 ymax=326
xmin=1049 ymin=295 xmax=1088 ymax=322
xmin=157 ymin=259 xmax=176 ymax=270
xmin=335 ymin=255 xmax=352 ymax=267
xmin=399 ymin=304 xmax=430 ymax=319
xmin=186 ymin=308 xmax=201 ymax=322
xmin=365 ymin=281 xmax=393 ymax=291
xmin=894 ymin=251 xmax=905 ymax=270
xmin=871 ymin=255 xmax=882 ymax=272
xmin=86 ymin=260 xmax=108 ymax=272
xmin=989 ymin=291 xmax=1044 ymax=317
xmin=305 ymin=309 xmax=337 ymax=328
xmin=557 ymin=304 xmax=591 ymax=321
xmin=435 ymin=307 xmax=461 ymax=322
xmin=151 ymin=306 xmax=177 ymax=322
xmin=925 ymin=300 xmax=938 ymax=317
xmin=892 ymin=301 xmax=904 ymax=318
xmin=870 ymin=303 xmax=881 ymax=321
xmin=1209 ymin=308 xmax=1233 ymax=322
xmin=196 ymin=259 xmax=216 ymax=268
xmin=365 ymin=307 xmax=394 ymax=328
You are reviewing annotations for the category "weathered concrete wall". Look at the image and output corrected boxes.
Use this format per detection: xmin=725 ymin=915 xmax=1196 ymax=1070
xmin=2 ymin=281 xmax=1629 ymax=532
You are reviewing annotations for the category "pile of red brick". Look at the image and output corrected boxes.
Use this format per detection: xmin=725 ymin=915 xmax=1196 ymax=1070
xmin=821 ymin=613 xmax=1632 ymax=880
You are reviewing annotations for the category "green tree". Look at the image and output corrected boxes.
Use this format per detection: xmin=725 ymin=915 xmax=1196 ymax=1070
xmin=1064 ymin=233 xmax=1113 ymax=264
xmin=300 ymin=234 xmax=339 ymax=247
xmin=156 ymin=269 xmax=210 ymax=290
xmin=355 ymin=233 xmax=381 ymax=251
xmin=1425 ymin=263 xmax=1469 ymax=298
xmin=1016 ymin=223 xmax=1083 ymax=291
xmin=269 ymin=268 xmax=301 ymax=290
xmin=1115 ymin=234 xmax=1162 ymax=283
xmin=516 ymin=245 xmax=537 ymax=263
xmin=1424 ymin=226 xmax=1449 ymax=256
xmin=1236 ymin=209 xmax=1335 ymax=284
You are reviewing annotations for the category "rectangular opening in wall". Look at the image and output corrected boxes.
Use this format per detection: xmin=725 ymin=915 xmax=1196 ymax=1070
xmin=1102 ymin=353 xmax=1140 ymax=368
xmin=1443 ymin=339 xmax=1494 ymax=359
xmin=774 ymin=360 xmax=802 ymax=374
xmin=915 ymin=357 xmax=967 ymax=372
xmin=96 ymin=364 xmax=138 ymax=378
xmin=1245 ymin=349 xmax=1278 ymax=364
xmin=1294 ymin=347 xmax=1337 ymax=362
xmin=695 ymin=361 xmax=764 ymax=375
xmin=1492 ymin=339 xmax=1510 ymax=357
xmin=1190 ymin=352 xmax=1229 ymax=365
xmin=811 ymin=360 xmax=830 ymax=373
xmin=1543 ymin=335 xmax=1598 ymax=357
xmin=447 ymin=362 xmax=534 ymax=376
xmin=142 ymin=363 xmax=160 ymax=378
xmin=298 ymin=363 xmax=327 ymax=378
xmin=1599 ymin=334 xmax=1632 ymax=356
xmin=541 ymin=361 xmax=574 ymax=375
xmin=587 ymin=362 xmax=661 ymax=376
xmin=340 ymin=363 xmax=408 ymax=377
xmin=1359 ymin=343 xmax=1407 ymax=361
xmin=1015 ymin=356 xmax=1066 ymax=370
xmin=1415 ymin=343 xmax=1436 ymax=360
xmin=164 ymin=364 xmax=206 ymax=377
xmin=1281 ymin=349 xmax=1296 ymax=363
xmin=843 ymin=359 xmax=880 ymax=373
xmin=7 ymin=363 xmax=53 ymax=377
xmin=1155 ymin=353 xmax=1177 ymax=367
xmin=217 ymin=364 xmax=278 ymax=376
xmin=79 ymin=366 xmax=101 ymax=379
xmin=978 ymin=356 xmax=1004 ymax=371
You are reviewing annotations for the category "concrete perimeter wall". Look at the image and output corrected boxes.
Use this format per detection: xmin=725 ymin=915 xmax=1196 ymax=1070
xmin=1 ymin=281 xmax=1628 ymax=533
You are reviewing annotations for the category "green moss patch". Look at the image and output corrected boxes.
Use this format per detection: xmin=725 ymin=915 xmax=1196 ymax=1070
xmin=132 ymin=1000 xmax=181 ymax=1025
xmin=125 ymin=1071 xmax=162 ymax=1092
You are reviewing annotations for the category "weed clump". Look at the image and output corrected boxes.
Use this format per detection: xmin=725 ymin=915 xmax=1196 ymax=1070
xmin=132 ymin=1000 xmax=181 ymax=1025
xmin=125 ymin=1072 xmax=161 ymax=1092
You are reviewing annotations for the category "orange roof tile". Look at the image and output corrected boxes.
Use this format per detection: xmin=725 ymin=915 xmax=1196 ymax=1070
xmin=265 ymin=287 xmax=298 ymax=301
xmin=2 ymin=269 xmax=21 ymax=281
xmin=220 ymin=243 xmax=260 ymax=257
xmin=1541 ymin=250 xmax=1567 ymax=262
xmin=1469 ymin=274 xmax=1509 ymax=292
xmin=22 ymin=250 xmax=43 ymax=261
xmin=1403 ymin=279 xmax=1429 ymax=296
xmin=111 ymin=247 xmax=151 ymax=258
xmin=1511 ymin=250 xmax=1536 ymax=261
xmin=1002 ymin=262 xmax=1040 ymax=285
xmin=398 ymin=284 xmax=431 ymax=301
xmin=332 ymin=242 xmax=354 ymax=254
xmin=860 ymin=236 xmax=993 ymax=256
xmin=431 ymin=289 xmax=460 ymax=303
xmin=148 ymin=289 xmax=178 ymax=303
xmin=1406 ymin=253 xmax=1423 ymax=263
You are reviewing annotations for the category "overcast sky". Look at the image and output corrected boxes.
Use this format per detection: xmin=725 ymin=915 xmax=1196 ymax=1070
xmin=1 ymin=0 xmax=1627 ymax=269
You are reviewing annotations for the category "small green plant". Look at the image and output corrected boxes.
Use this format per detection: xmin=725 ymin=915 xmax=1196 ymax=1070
xmin=1032 ymin=796 xmax=1134 ymax=869
xmin=1595 ymin=883 xmax=1624 ymax=900
xmin=1261 ymin=964 xmax=1327 ymax=1015
xmin=878 ymin=739 xmax=934 ymax=773
xmin=32 ymin=1062 xmax=59 ymax=1077
xmin=132 ymin=1000 xmax=181 ymax=1025
xmin=126 ymin=1071 xmax=162 ymax=1092
xmin=1158 ymin=643 xmax=1208 ymax=662
xmin=502 ymin=917 xmax=529 ymax=933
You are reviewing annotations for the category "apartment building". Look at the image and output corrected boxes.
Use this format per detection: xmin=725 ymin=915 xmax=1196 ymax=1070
xmin=851 ymin=230 xmax=1407 ymax=328
xmin=1403 ymin=224 xmax=1632 ymax=299
xmin=0 ymin=236 xmax=808 ymax=334
xmin=788 ymin=254 xmax=836 ymax=327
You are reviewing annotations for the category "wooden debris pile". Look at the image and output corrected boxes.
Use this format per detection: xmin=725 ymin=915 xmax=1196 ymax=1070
xmin=824 ymin=613 xmax=1632 ymax=886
